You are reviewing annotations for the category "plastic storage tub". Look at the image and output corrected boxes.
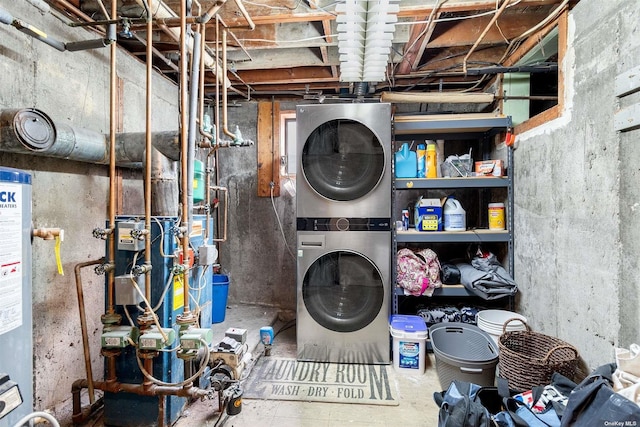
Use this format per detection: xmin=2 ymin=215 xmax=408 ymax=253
xmin=212 ymin=274 xmax=230 ymax=323
xmin=389 ymin=315 xmax=428 ymax=375
xmin=430 ymin=322 xmax=499 ymax=389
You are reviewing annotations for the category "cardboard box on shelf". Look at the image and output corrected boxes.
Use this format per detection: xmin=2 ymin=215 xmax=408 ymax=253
xmin=475 ymin=160 xmax=504 ymax=176
xmin=414 ymin=197 xmax=442 ymax=231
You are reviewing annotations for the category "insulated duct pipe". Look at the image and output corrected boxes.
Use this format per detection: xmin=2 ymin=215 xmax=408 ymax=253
xmin=0 ymin=6 xmax=116 ymax=52
xmin=0 ymin=109 xmax=183 ymax=166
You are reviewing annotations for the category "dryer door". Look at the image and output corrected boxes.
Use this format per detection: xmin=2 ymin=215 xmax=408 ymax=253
xmin=302 ymin=250 xmax=384 ymax=333
xmin=301 ymin=119 xmax=384 ymax=202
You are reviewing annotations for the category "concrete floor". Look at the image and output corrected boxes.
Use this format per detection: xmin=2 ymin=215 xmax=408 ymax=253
xmin=174 ymin=304 xmax=441 ymax=427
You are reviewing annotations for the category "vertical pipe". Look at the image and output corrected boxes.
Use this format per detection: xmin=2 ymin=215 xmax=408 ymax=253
xmin=107 ymin=0 xmax=117 ymax=319
xmin=180 ymin=0 xmax=191 ymax=313
xmin=187 ymin=32 xmax=202 ymax=236
xmin=143 ymin=0 xmax=155 ymax=388
xmin=215 ymin=18 xmax=222 ymax=243
xmin=74 ymin=259 xmax=104 ymax=405
xmin=144 ymin=0 xmax=153 ymax=302
xmin=221 ymin=29 xmax=235 ymax=139
xmin=158 ymin=394 xmax=166 ymax=427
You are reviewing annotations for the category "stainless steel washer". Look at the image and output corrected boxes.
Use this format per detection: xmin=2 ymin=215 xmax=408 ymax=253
xmin=296 ymin=103 xmax=391 ymax=219
xmin=296 ymin=230 xmax=390 ymax=364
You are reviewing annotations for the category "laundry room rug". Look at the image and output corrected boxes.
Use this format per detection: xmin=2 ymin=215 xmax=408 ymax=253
xmin=243 ymin=357 xmax=399 ymax=406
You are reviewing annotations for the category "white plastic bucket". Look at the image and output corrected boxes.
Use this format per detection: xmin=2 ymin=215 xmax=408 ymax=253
xmin=389 ymin=315 xmax=428 ymax=375
xmin=476 ymin=310 xmax=527 ymax=345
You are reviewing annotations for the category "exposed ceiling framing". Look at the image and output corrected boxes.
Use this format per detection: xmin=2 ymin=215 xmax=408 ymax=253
xmin=46 ymin=0 xmax=576 ymax=101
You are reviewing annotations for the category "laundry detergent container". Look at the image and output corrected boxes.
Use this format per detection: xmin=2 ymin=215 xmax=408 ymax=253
xmin=389 ymin=314 xmax=428 ymax=374
xmin=430 ymin=322 xmax=499 ymax=389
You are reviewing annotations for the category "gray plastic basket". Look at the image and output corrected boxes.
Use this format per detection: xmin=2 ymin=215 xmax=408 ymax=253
xmin=430 ymin=322 xmax=499 ymax=389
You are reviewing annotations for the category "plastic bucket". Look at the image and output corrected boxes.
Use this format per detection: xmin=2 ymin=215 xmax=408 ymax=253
xmin=212 ymin=274 xmax=229 ymax=323
xmin=389 ymin=315 xmax=428 ymax=375
xmin=476 ymin=310 xmax=527 ymax=346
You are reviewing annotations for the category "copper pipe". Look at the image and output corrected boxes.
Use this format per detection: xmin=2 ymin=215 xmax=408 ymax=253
xmin=134 ymin=0 xmax=228 ymax=85
xmin=463 ymin=0 xmax=512 ymax=74
xmin=211 ymin=186 xmax=228 ymax=242
xmin=215 ymin=16 xmax=222 ymax=147
xmin=231 ymin=0 xmax=255 ymax=30
xmin=48 ymin=0 xmax=95 ymax=23
xmin=73 ymin=378 xmax=209 ymax=397
xmin=95 ymin=0 xmax=110 ymax=20
xmin=179 ymin=0 xmax=191 ymax=314
xmin=155 ymin=0 xmax=226 ymax=26
xmin=158 ymin=394 xmax=166 ymax=427
xmin=71 ymin=378 xmax=210 ymax=423
xmin=107 ymin=0 xmax=117 ymax=317
xmin=74 ymin=258 xmax=105 ymax=405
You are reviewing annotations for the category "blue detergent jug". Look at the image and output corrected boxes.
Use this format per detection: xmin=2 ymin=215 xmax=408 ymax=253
xmin=395 ymin=143 xmax=417 ymax=178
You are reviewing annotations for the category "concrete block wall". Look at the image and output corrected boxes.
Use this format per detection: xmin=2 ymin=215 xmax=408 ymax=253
xmin=514 ymin=0 xmax=640 ymax=369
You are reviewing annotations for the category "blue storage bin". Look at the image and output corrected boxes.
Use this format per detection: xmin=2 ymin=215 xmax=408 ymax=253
xmin=212 ymin=274 xmax=229 ymax=323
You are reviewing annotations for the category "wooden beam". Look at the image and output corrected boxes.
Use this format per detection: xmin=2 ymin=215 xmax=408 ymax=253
xmin=216 ymin=0 xmax=563 ymax=26
xmin=231 ymin=66 xmax=336 ymax=85
xmin=257 ymin=101 xmax=280 ymax=197
xmin=427 ymin=12 xmax=549 ymax=48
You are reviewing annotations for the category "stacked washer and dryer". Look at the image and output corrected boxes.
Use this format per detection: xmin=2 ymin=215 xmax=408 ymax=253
xmin=295 ymin=103 xmax=392 ymax=364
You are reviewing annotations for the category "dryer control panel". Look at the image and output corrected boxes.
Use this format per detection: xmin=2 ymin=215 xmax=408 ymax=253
xmin=296 ymin=217 xmax=390 ymax=231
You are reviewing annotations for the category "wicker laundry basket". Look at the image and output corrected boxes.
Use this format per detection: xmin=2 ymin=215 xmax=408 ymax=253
xmin=498 ymin=318 xmax=579 ymax=392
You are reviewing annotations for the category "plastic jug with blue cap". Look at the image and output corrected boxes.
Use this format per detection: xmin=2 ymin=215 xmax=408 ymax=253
xmin=395 ymin=142 xmax=417 ymax=178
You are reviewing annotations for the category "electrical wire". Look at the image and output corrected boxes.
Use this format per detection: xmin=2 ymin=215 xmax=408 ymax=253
xmin=135 ymin=339 xmax=210 ymax=386
xmin=11 ymin=411 xmax=60 ymax=427
xmin=152 ymin=270 xmax=175 ymax=312
xmin=394 ymin=0 xmax=524 ymax=26
xmin=129 ymin=252 xmax=169 ymax=343
xmin=270 ymin=184 xmax=296 ymax=260
xmin=243 ymin=0 xmax=301 ymax=10
xmin=152 ymin=217 xmax=177 ymax=259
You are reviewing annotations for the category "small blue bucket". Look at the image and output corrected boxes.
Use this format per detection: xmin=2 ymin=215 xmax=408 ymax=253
xmin=212 ymin=274 xmax=229 ymax=323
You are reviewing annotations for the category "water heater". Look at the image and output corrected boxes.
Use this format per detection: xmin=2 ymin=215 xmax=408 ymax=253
xmin=0 ymin=167 xmax=32 ymax=426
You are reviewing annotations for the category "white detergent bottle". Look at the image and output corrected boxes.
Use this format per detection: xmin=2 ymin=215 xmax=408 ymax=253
xmin=443 ymin=197 xmax=466 ymax=231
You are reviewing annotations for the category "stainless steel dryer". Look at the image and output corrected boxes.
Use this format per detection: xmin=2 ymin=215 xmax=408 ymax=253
xmin=296 ymin=230 xmax=390 ymax=364
xmin=296 ymin=103 xmax=391 ymax=219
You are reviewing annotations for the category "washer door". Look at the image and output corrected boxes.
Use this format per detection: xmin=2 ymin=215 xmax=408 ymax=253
xmin=301 ymin=119 xmax=384 ymax=201
xmin=302 ymin=250 xmax=384 ymax=333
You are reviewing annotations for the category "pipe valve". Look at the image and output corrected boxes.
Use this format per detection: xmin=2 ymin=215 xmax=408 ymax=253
xmin=32 ymin=227 xmax=63 ymax=240
xmin=95 ymin=263 xmax=115 ymax=276
xmin=172 ymin=264 xmax=187 ymax=275
xmin=92 ymin=227 xmax=113 ymax=240
xmin=132 ymin=264 xmax=152 ymax=276
xmin=130 ymin=227 xmax=149 ymax=240
xmin=32 ymin=227 xmax=65 ymax=275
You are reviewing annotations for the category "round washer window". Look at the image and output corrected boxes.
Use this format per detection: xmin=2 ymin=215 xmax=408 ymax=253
xmin=301 ymin=119 xmax=384 ymax=201
xmin=302 ymin=250 xmax=384 ymax=333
